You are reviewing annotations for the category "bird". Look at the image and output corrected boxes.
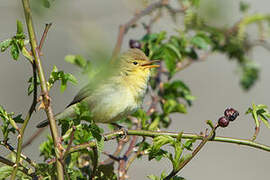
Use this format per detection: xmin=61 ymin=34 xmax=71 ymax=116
xmin=36 ymin=48 xmax=159 ymax=128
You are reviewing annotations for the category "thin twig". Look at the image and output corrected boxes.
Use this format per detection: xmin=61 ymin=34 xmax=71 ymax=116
xmin=145 ymin=10 xmax=163 ymax=34
xmin=125 ymin=137 xmax=146 ymax=171
xmin=111 ymin=0 xmax=168 ymax=61
xmin=0 ymin=156 xmax=35 ymax=178
xmin=0 ymin=141 xmax=37 ymax=167
xmin=118 ymin=119 xmax=141 ymax=180
xmin=38 ymin=23 xmax=52 ymax=51
xmin=99 ymin=139 xmax=128 ymax=165
xmin=10 ymin=61 xmax=38 ymax=178
xmin=62 ymin=126 xmax=76 ymax=159
xmin=22 ymin=127 xmax=46 ymax=149
xmin=118 ymin=135 xmax=138 ymax=180
xmin=90 ymin=147 xmax=99 ymax=180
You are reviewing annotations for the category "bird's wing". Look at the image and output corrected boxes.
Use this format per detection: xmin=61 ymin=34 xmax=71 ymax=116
xmin=66 ymin=84 xmax=93 ymax=107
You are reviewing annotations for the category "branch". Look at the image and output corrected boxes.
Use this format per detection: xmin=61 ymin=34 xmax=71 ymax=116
xmin=118 ymin=135 xmax=138 ymax=180
xmin=0 ymin=141 xmax=37 ymax=167
xmin=99 ymin=138 xmax=128 ymax=165
xmin=111 ymin=0 xmax=168 ymax=61
xmin=22 ymin=127 xmax=46 ymax=149
xmin=10 ymin=52 xmax=38 ymax=178
xmin=66 ymin=129 xmax=270 ymax=158
xmin=38 ymin=23 xmax=52 ymax=54
xmin=0 ymin=156 xmax=35 ymax=178
xmin=21 ymin=0 xmax=64 ymax=179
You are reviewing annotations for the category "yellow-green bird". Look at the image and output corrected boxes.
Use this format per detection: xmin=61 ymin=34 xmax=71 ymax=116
xmin=37 ymin=48 xmax=159 ymax=128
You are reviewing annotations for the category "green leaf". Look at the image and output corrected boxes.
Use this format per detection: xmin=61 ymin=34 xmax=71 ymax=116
xmin=148 ymin=115 xmax=160 ymax=131
xmin=240 ymin=61 xmax=259 ymax=90
xmin=133 ymin=109 xmax=149 ymax=130
xmin=10 ymin=42 xmax=19 ymax=60
xmin=0 ymin=166 xmax=12 ymax=180
xmin=13 ymin=114 xmax=24 ymax=123
xmin=65 ymin=55 xmax=87 ymax=68
xmin=163 ymin=47 xmax=177 ymax=75
xmin=0 ymin=39 xmax=12 ymax=52
xmin=183 ymin=138 xmax=196 ymax=150
xmin=163 ymin=99 xmax=187 ymax=114
xmin=191 ymin=35 xmax=209 ymax=50
xmin=48 ymin=65 xmax=77 ymax=92
xmin=22 ymin=47 xmax=33 ymax=62
xmin=0 ymin=106 xmax=17 ymax=142
xmin=163 ymin=80 xmax=195 ymax=106
xmin=27 ymin=76 xmax=40 ymax=95
xmin=190 ymin=0 xmax=200 ymax=7
xmin=39 ymin=136 xmax=55 ymax=160
xmin=240 ymin=1 xmax=250 ymax=12
xmin=147 ymin=174 xmax=159 ymax=180
xmin=164 ymin=43 xmax=182 ymax=60
xmin=16 ymin=20 xmax=24 ymax=35
xmin=246 ymin=104 xmax=270 ymax=130
xmin=42 ymin=0 xmax=51 ymax=8
xmin=152 ymin=135 xmax=174 ymax=152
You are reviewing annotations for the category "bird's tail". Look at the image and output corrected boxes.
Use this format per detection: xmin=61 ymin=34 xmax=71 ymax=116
xmin=36 ymin=119 xmax=50 ymax=128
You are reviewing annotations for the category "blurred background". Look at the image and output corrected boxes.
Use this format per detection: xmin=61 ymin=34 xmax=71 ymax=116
xmin=0 ymin=0 xmax=270 ymax=179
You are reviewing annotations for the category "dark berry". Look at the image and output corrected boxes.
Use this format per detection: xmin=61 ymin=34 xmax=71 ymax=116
xmin=224 ymin=108 xmax=239 ymax=121
xmin=218 ymin=116 xmax=230 ymax=127
xmin=129 ymin=39 xmax=141 ymax=49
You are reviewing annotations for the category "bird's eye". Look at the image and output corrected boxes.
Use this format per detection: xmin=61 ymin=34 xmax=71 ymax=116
xmin=132 ymin=61 xmax=138 ymax=65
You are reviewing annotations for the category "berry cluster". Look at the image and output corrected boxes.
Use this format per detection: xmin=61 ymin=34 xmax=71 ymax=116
xmin=218 ymin=108 xmax=239 ymax=127
xmin=129 ymin=39 xmax=141 ymax=49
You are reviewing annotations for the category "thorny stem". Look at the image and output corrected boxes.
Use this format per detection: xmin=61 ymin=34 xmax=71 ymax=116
xmin=21 ymin=0 xmax=64 ymax=179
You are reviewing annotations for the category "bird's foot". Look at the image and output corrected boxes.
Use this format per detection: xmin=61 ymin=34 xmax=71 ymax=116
xmin=110 ymin=123 xmax=128 ymax=140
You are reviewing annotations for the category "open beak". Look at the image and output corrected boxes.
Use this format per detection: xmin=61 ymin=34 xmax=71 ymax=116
xmin=141 ymin=60 xmax=160 ymax=69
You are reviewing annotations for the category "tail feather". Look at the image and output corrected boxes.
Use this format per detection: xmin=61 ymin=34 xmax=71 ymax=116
xmin=36 ymin=104 xmax=77 ymax=128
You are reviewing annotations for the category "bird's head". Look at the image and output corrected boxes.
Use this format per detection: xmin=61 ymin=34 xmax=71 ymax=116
xmin=118 ymin=48 xmax=159 ymax=78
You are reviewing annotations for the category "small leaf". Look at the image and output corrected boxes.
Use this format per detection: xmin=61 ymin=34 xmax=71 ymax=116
xmin=147 ymin=175 xmax=159 ymax=180
xmin=0 ymin=166 xmax=12 ymax=180
xmin=240 ymin=1 xmax=250 ymax=12
xmin=10 ymin=42 xmax=19 ymax=60
xmin=42 ymin=0 xmax=51 ymax=8
xmin=0 ymin=39 xmax=12 ymax=52
xmin=22 ymin=47 xmax=33 ymax=62
xmin=13 ymin=114 xmax=24 ymax=123
xmin=65 ymin=55 xmax=87 ymax=68
xmin=16 ymin=20 xmax=24 ymax=35
xmin=191 ymin=35 xmax=209 ymax=50
xmin=183 ymin=138 xmax=196 ymax=150
xmin=164 ymin=43 xmax=182 ymax=60
xmin=163 ymin=99 xmax=187 ymax=114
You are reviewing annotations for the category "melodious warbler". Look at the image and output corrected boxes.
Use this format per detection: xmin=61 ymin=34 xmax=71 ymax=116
xmin=37 ymin=48 xmax=159 ymax=128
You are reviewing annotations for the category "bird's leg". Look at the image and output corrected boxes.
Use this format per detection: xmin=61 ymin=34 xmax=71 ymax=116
xmin=111 ymin=123 xmax=128 ymax=140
